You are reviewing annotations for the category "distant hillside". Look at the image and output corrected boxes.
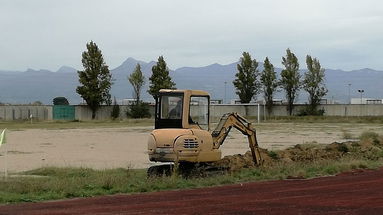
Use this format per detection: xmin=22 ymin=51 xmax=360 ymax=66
xmin=0 ymin=58 xmax=382 ymax=104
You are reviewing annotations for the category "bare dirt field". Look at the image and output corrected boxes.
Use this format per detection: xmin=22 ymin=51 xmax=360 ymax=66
xmin=1 ymin=168 xmax=383 ymax=214
xmin=1 ymin=122 xmax=382 ymax=173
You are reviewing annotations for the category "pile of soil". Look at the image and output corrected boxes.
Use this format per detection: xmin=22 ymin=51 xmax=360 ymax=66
xmin=214 ymin=134 xmax=383 ymax=172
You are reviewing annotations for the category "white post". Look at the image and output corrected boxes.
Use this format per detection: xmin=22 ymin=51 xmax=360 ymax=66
xmin=4 ymin=146 xmax=7 ymax=180
xmin=257 ymin=103 xmax=260 ymax=124
xmin=348 ymin=83 xmax=351 ymax=104
xmin=1 ymin=129 xmax=8 ymax=180
xmin=224 ymin=81 xmax=227 ymax=104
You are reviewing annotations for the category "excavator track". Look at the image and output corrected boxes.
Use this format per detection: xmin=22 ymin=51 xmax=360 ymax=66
xmin=147 ymin=164 xmax=174 ymax=177
xmin=147 ymin=162 xmax=230 ymax=178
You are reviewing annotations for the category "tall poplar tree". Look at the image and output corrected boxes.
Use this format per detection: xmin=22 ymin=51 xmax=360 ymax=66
xmin=128 ymin=63 xmax=145 ymax=104
xmin=76 ymin=41 xmax=112 ymax=119
xmin=260 ymin=57 xmax=278 ymax=116
xmin=233 ymin=52 xmax=260 ymax=103
xmin=127 ymin=63 xmax=150 ymax=118
xmin=303 ymin=55 xmax=328 ymax=115
xmin=148 ymin=56 xmax=176 ymax=100
xmin=280 ymin=48 xmax=300 ymax=115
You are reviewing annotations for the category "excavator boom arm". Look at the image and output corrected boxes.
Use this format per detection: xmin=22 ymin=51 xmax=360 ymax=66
xmin=211 ymin=113 xmax=262 ymax=165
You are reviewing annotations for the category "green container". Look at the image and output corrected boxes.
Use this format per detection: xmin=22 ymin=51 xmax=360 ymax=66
xmin=53 ymin=105 xmax=75 ymax=120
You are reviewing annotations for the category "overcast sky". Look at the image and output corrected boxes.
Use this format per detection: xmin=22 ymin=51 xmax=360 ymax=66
xmin=1 ymin=0 xmax=383 ymax=71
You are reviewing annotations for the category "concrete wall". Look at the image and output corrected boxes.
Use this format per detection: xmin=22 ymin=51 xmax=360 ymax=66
xmin=0 ymin=104 xmax=382 ymax=121
xmin=211 ymin=104 xmax=383 ymax=119
xmin=210 ymin=104 xmax=266 ymax=121
xmin=75 ymin=105 xmax=115 ymax=121
xmin=74 ymin=105 xmax=155 ymax=121
xmin=269 ymin=104 xmax=383 ymax=117
xmin=0 ymin=105 xmax=52 ymax=121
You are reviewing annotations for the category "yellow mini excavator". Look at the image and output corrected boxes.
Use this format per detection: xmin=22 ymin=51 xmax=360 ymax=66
xmin=147 ymin=89 xmax=262 ymax=176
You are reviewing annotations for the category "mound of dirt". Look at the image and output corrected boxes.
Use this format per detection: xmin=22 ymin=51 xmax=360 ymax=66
xmin=214 ymin=135 xmax=383 ymax=172
xmin=212 ymin=149 xmax=272 ymax=171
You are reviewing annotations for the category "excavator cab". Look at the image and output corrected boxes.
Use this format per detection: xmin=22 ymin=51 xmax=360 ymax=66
xmin=155 ymin=92 xmax=184 ymax=129
xmin=155 ymin=89 xmax=210 ymax=130
xmin=148 ymin=89 xmax=262 ymax=168
xmin=149 ymin=89 xmax=219 ymax=163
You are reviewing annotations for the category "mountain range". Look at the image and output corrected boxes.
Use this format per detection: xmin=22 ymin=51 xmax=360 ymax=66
xmin=0 ymin=57 xmax=382 ymax=105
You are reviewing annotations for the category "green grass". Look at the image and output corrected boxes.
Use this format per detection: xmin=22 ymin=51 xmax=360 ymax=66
xmin=1 ymin=156 xmax=382 ymax=204
xmin=359 ymin=131 xmax=380 ymax=141
xmin=258 ymin=116 xmax=383 ymax=124
xmin=0 ymin=119 xmax=153 ymax=130
xmin=2 ymin=116 xmax=383 ymax=130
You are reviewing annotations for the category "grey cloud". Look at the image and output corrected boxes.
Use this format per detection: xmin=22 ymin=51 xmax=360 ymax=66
xmin=0 ymin=0 xmax=383 ymax=71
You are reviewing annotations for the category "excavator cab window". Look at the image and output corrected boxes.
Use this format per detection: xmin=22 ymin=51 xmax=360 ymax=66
xmin=155 ymin=93 xmax=183 ymax=129
xmin=189 ymin=96 xmax=209 ymax=130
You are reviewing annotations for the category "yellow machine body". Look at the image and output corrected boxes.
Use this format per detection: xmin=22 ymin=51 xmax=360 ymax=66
xmin=148 ymin=89 xmax=221 ymax=162
xmin=148 ymin=89 xmax=261 ymax=165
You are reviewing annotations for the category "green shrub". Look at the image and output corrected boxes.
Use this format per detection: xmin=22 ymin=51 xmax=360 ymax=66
xmin=268 ymin=151 xmax=279 ymax=160
xmin=359 ymin=131 xmax=381 ymax=146
xmin=297 ymin=106 xmax=325 ymax=116
xmin=127 ymin=102 xmax=151 ymax=118
xmin=336 ymin=143 xmax=349 ymax=153
xmin=360 ymin=131 xmax=379 ymax=140
xmin=53 ymin=97 xmax=69 ymax=105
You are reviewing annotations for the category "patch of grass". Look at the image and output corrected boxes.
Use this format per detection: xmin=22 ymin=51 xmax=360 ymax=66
xmin=359 ymin=131 xmax=382 ymax=148
xmin=1 ymin=153 xmax=383 ymax=204
xmin=261 ymin=116 xmax=383 ymax=124
xmin=0 ymin=119 xmax=154 ymax=130
xmin=267 ymin=151 xmax=279 ymax=160
xmin=336 ymin=142 xmax=349 ymax=153
xmin=359 ymin=131 xmax=380 ymax=141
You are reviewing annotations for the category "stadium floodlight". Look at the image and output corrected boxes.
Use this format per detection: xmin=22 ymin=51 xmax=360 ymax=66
xmin=358 ymin=89 xmax=364 ymax=104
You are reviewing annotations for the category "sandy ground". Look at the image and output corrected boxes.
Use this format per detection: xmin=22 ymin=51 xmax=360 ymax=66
xmin=1 ymin=123 xmax=382 ymax=173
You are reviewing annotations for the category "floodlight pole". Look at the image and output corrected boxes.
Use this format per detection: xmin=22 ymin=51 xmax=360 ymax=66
xmin=358 ymin=89 xmax=364 ymax=104
xmin=348 ymin=83 xmax=351 ymax=104
xmin=224 ymin=81 xmax=227 ymax=104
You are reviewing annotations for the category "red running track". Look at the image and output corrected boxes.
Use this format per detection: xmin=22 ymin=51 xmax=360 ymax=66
xmin=1 ymin=168 xmax=383 ymax=215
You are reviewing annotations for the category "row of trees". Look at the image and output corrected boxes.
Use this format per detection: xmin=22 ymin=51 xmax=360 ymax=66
xmin=127 ymin=56 xmax=175 ymax=118
xmin=76 ymin=41 xmax=326 ymax=119
xmin=233 ymin=49 xmax=327 ymax=116
xmin=76 ymin=41 xmax=176 ymax=119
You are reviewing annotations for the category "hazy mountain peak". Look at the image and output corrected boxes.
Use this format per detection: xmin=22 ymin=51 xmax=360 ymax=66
xmin=26 ymin=68 xmax=36 ymax=72
xmin=177 ymin=62 xmax=222 ymax=71
xmin=359 ymin=68 xmax=377 ymax=72
xmin=120 ymin=57 xmax=148 ymax=67
xmin=122 ymin=57 xmax=138 ymax=64
xmin=112 ymin=57 xmax=149 ymax=73
xmin=56 ymin=66 xmax=77 ymax=73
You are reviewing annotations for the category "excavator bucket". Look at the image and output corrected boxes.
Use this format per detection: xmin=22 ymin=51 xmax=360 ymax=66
xmin=247 ymin=127 xmax=262 ymax=165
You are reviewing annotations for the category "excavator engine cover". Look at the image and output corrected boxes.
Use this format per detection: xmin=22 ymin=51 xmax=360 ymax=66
xmin=148 ymin=128 xmax=221 ymax=163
